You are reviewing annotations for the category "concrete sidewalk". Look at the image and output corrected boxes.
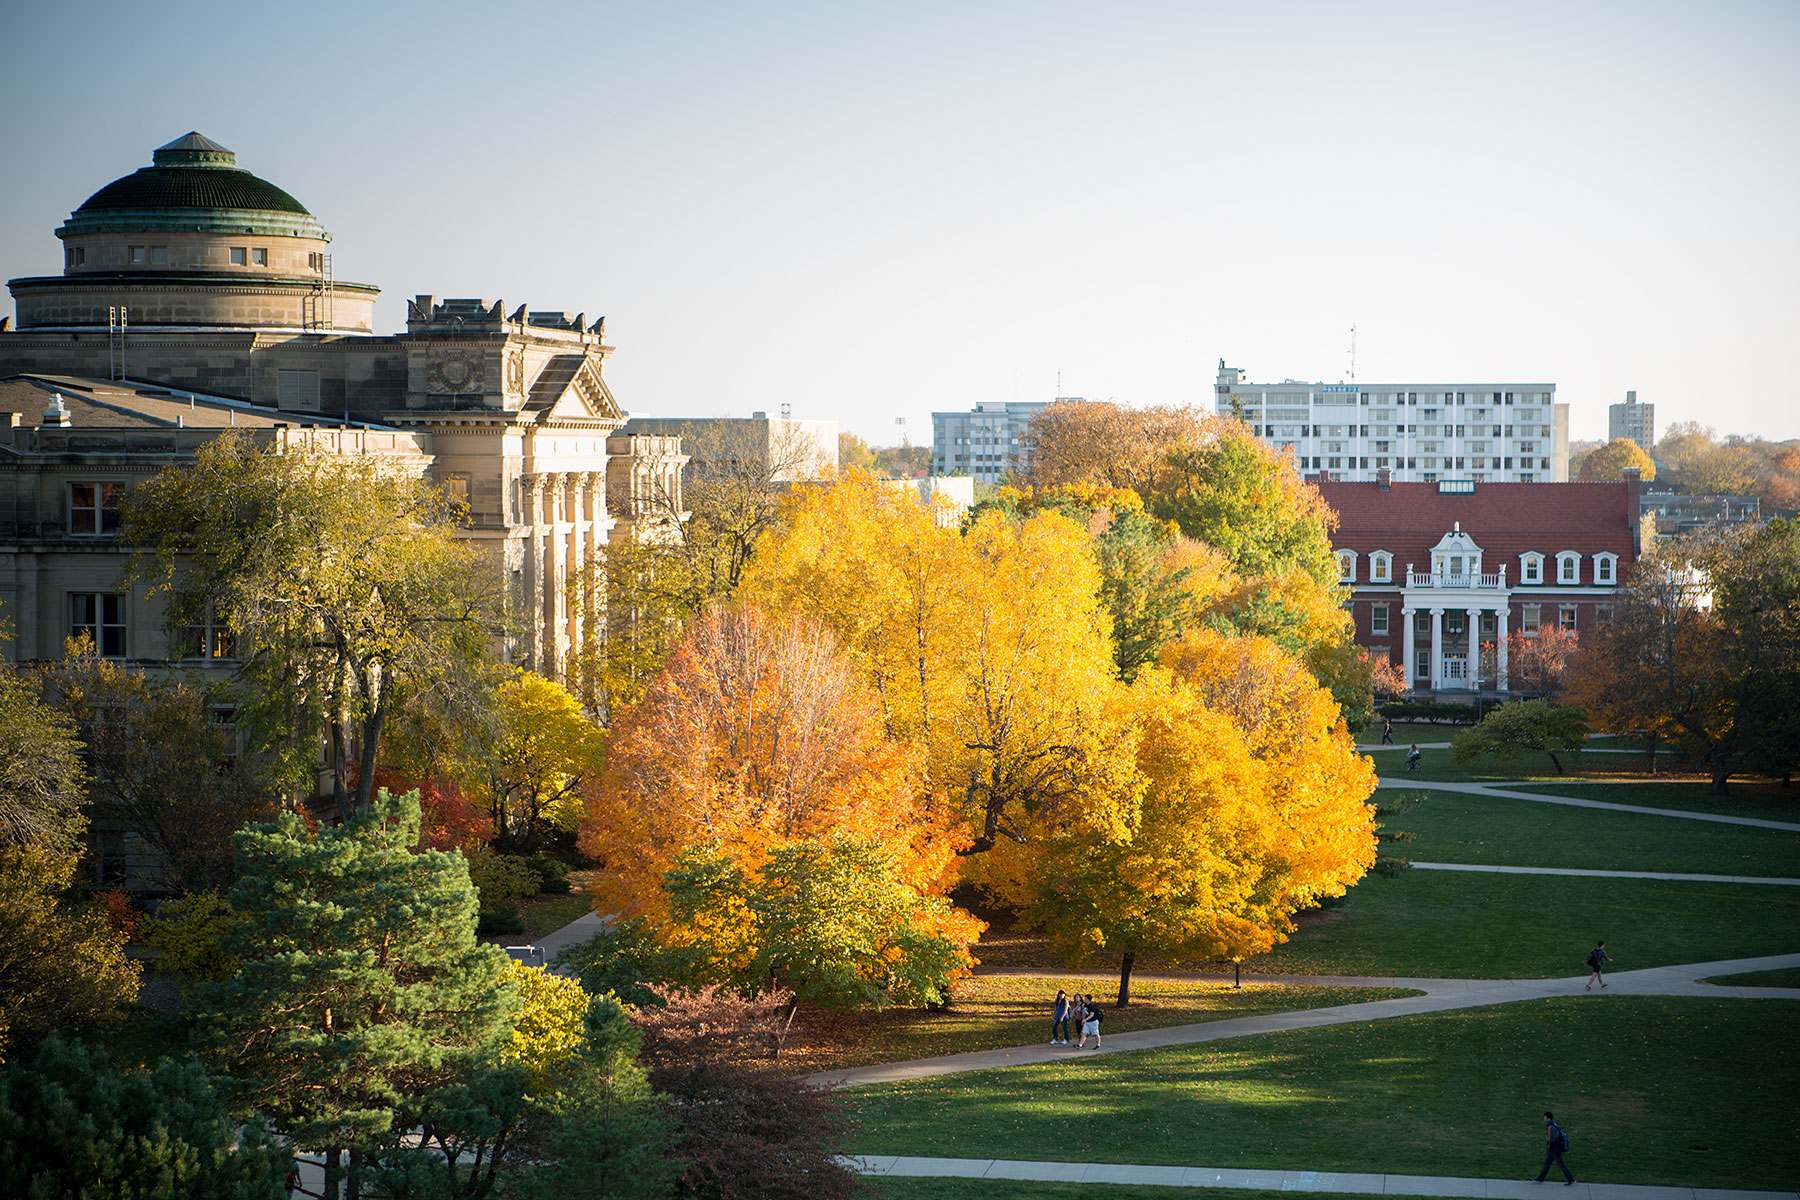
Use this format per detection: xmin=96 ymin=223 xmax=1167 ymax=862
xmin=848 ymin=1154 xmax=1799 ymax=1199
xmin=803 ymin=953 xmax=1800 ymax=1089
xmin=1373 ymin=778 xmax=1800 ymax=832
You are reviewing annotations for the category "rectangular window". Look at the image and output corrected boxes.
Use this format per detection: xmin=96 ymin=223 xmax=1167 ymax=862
xmin=69 ymin=482 xmax=123 ymax=534
xmin=1372 ymin=557 xmax=1390 ymax=583
xmin=150 ymin=247 xmax=167 ymax=265
xmin=1481 ymin=612 xmax=1497 ymax=635
xmin=71 ymin=593 xmax=126 ymax=658
xmin=181 ymin=600 xmax=235 ymax=661
xmin=1446 ymin=611 xmax=1465 ymax=635
xmin=1559 ymin=557 xmax=1579 ymax=584
xmin=1522 ymin=604 xmax=1541 ymax=633
xmin=230 ymin=247 xmax=248 ymax=265
xmin=1371 ymin=604 xmax=1389 ymax=635
xmin=130 ymin=246 xmax=146 ymax=264
xmin=251 ymin=248 xmax=267 ymax=266
xmin=1416 ymin=611 xmax=1431 ymax=635
xmin=1559 ymin=606 xmax=1578 ymax=632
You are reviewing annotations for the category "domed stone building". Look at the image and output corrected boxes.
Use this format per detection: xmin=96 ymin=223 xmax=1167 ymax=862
xmin=0 ymin=132 xmax=685 ymax=691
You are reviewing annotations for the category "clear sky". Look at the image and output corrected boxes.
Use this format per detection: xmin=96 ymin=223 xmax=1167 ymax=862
xmin=3 ymin=1 xmax=1796 ymax=445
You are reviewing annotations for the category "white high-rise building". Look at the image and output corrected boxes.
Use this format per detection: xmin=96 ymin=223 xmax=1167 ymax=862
xmin=1216 ymin=361 xmax=1570 ymax=484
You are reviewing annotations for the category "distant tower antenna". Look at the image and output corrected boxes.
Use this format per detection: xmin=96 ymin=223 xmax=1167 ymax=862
xmin=1056 ymin=369 xmax=1062 ymax=397
xmin=895 ymin=415 xmax=908 ymax=447
xmin=1347 ymin=324 xmax=1357 ymax=384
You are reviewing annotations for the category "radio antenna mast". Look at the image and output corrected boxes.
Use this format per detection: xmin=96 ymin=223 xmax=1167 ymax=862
xmin=1347 ymin=324 xmax=1357 ymax=383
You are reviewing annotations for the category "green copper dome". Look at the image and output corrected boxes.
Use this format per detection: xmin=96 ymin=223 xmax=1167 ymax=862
xmin=59 ymin=133 xmax=327 ymax=240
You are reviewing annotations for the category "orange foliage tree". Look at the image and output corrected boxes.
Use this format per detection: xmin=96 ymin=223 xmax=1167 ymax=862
xmin=579 ymin=602 xmax=978 ymax=999
xmin=1016 ymin=630 xmax=1378 ymax=1003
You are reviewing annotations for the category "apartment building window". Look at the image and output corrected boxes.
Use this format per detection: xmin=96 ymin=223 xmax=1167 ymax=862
xmin=1371 ymin=604 xmax=1389 ymax=635
xmin=71 ymin=593 xmax=126 ymax=658
xmin=1557 ymin=553 xmax=1581 ymax=584
xmin=70 ymin=482 xmax=123 ymax=534
xmin=1559 ymin=605 xmax=1578 ymax=632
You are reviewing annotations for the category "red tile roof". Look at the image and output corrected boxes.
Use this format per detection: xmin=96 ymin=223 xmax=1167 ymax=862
xmin=1317 ymin=480 xmax=1637 ymax=577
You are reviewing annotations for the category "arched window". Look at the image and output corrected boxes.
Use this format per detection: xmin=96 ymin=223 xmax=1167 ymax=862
xmin=1556 ymin=552 xmax=1581 ymax=585
xmin=1519 ymin=552 xmax=1544 ymax=585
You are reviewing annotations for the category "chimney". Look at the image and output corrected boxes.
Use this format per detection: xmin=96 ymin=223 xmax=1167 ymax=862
xmin=1376 ymin=466 xmax=1392 ymax=491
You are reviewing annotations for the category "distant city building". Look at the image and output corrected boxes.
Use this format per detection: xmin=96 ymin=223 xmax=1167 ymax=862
xmin=1318 ymin=470 xmax=1640 ymax=695
xmin=1639 ymin=489 xmax=1761 ymax=536
xmin=1216 ymin=361 xmax=1570 ymax=484
xmin=1608 ymin=390 xmax=1655 ymax=451
xmin=931 ymin=400 xmax=1054 ymax=481
xmin=878 ymin=475 xmax=975 ymax=525
xmin=619 ymin=412 xmax=837 ymax=482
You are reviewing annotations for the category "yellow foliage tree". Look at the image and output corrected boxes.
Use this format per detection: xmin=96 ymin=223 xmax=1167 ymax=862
xmin=501 ymin=958 xmax=592 ymax=1091
xmin=460 ymin=668 xmax=605 ymax=850
xmin=1578 ymin=438 xmax=1657 ymax=483
xmin=1020 ymin=630 xmax=1377 ymax=1003
xmin=739 ymin=472 xmax=1141 ymax=864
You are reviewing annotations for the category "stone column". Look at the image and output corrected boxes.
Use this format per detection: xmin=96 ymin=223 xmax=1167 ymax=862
xmin=1401 ymin=606 xmax=1416 ymax=688
xmin=1429 ymin=607 xmax=1444 ymax=691
xmin=542 ymin=473 xmax=566 ymax=679
xmin=1467 ymin=606 xmax=1483 ymax=690
xmin=1496 ymin=607 xmax=1510 ymax=694
xmin=520 ymin=473 xmax=543 ymax=672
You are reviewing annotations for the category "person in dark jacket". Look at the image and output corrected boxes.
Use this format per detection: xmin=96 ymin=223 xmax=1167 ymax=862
xmin=1535 ymin=1111 xmax=1575 ymax=1184
xmin=1585 ymin=941 xmax=1611 ymax=990
xmin=1050 ymin=989 xmax=1071 ymax=1044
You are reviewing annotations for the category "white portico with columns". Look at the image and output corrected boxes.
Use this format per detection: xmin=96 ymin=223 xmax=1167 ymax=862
xmin=1399 ymin=524 xmax=1511 ymax=692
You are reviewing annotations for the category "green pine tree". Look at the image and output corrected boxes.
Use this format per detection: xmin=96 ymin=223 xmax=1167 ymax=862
xmin=0 ymin=1034 xmax=290 ymax=1199
xmin=194 ymin=789 xmax=519 ymax=1200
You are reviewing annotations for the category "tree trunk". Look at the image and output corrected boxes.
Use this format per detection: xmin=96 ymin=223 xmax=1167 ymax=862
xmin=324 ymin=1146 xmax=342 ymax=1200
xmin=1646 ymin=734 xmax=1658 ymax=775
xmin=352 ymin=694 xmax=388 ymax=814
xmin=1547 ymin=750 xmax=1564 ymax=774
xmin=1710 ymin=767 xmax=1731 ymax=797
xmin=1116 ymin=951 xmax=1135 ymax=1007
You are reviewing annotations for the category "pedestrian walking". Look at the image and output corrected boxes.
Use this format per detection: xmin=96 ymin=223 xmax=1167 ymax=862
xmin=1381 ymin=717 xmax=1395 ymax=745
xmin=1077 ymin=994 xmax=1103 ymax=1049
xmin=1534 ymin=1111 xmax=1575 ymax=1184
xmin=1406 ymin=744 xmax=1421 ymax=772
xmin=1585 ymin=940 xmax=1611 ymax=990
xmin=1050 ymin=989 xmax=1071 ymax=1044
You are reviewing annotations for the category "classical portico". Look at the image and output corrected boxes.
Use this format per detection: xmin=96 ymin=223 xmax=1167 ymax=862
xmin=1399 ymin=524 xmax=1512 ymax=692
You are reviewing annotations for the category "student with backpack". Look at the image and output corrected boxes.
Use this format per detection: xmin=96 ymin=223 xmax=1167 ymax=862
xmin=1585 ymin=940 xmax=1611 ymax=990
xmin=1534 ymin=1111 xmax=1575 ymax=1184
xmin=1076 ymin=994 xmax=1103 ymax=1049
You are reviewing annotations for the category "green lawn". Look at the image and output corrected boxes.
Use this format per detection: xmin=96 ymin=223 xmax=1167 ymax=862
xmin=842 ymin=998 xmax=1800 ymax=1190
xmin=1374 ymin=787 xmax=1800 ymax=877
xmin=1701 ymin=967 xmax=1800 ymax=988
xmin=795 ymin=978 xmax=1413 ymax=1072
xmin=1503 ymin=781 xmax=1800 ymax=825
xmin=1365 ymin=744 xmax=1651 ymax=783
xmin=518 ymin=892 xmax=593 ymax=939
xmin=1240 ymin=871 xmax=1800 ymax=979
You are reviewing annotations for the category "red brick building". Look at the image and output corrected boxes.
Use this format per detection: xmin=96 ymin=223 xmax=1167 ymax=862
xmin=1316 ymin=471 xmax=1642 ymax=695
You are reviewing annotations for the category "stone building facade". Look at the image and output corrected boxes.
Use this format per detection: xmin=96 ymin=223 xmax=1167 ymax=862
xmin=0 ymin=133 xmax=686 ymax=692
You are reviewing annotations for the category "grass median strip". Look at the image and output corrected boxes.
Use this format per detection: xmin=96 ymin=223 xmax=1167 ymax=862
xmin=842 ymin=997 xmax=1800 ymax=1191
xmin=1373 ymin=787 xmax=1800 ymax=877
xmin=1242 ymin=871 xmax=1800 ymax=978
xmin=786 ymin=978 xmax=1415 ymax=1074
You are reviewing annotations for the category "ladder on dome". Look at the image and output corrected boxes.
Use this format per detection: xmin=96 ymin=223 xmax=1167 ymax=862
xmin=305 ymin=254 xmax=334 ymax=331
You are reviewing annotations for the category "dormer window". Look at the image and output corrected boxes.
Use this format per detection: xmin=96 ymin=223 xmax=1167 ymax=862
xmin=1595 ymin=553 xmax=1618 ymax=585
xmin=1557 ymin=552 xmax=1581 ymax=585
xmin=1337 ymin=550 xmax=1357 ymax=583
xmin=1371 ymin=551 xmax=1393 ymax=583
xmin=1520 ymin=553 xmax=1544 ymax=585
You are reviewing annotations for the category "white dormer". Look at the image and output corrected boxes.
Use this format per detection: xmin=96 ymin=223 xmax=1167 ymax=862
xmin=1519 ymin=551 xmax=1544 ymax=585
xmin=1556 ymin=551 xmax=1582 ymax=585
xmin=1594 ymin=552 xmax=1619 ymax=586
xmin=1370 ymin=550 xmax=1394 ymax=584
xmin=1336 ymin=549 xmax=1357 ymax=583
xmin=1429 ymin=523 xmax=1484 ymax=580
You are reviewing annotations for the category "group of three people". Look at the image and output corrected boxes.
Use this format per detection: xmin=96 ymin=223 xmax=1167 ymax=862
xmin=1049 ymin=989 xmax=1104 ymax=1048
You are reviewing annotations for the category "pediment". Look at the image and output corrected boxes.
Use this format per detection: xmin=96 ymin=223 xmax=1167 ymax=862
xmin=525 ymin=354 xmax=624 ymax=423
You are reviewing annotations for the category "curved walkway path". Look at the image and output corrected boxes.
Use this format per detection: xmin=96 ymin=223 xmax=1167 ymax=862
xmin=1372 ymin=777 xmax=1800 ymax=833
xmin=802 ymin=952 xmax=1800 ymax=1089
xmin=845 ymin=1154 xmax=1798 ymax=1199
